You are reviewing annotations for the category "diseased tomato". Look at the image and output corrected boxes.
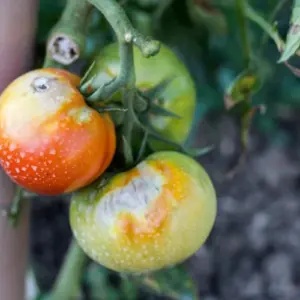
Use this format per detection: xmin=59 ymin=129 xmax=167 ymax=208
xmin=70 ymin=151 xmax=216 ymax=273
xmin=0 ymin=68 xmax=116 ymax=195
xmin=87 ymin=43 xmax=196 ymax=150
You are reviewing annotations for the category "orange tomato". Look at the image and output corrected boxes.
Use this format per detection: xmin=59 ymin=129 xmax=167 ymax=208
xmin=70 ymin=151 xmax=216 ymax=273
xmin=0 ymin=68 xmax=116 ymax=195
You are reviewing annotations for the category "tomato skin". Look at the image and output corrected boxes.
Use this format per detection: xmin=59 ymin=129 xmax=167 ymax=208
xmin=70 ymin=151 xmax=216 ymax=273
xmin=88 ymin=43 xmax=196 ymax=150
xmin=0 ymin=68 xmax=116 ymax=195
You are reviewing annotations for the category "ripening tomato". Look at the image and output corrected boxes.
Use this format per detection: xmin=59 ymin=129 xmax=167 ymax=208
xmin=86 ymin=43 xmax=196 ymax=150
xmin=0 ymin=68 xmax=116 ymax=195
xmin=70 ymin=151 xmax=216 ymax=273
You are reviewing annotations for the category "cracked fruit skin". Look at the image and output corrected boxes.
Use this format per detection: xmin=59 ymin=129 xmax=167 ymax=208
xmin=87 ymin=43 xmax=196 ymax=150
xmin=70 ymin=151 xmax=216 ymax=273
xmin=0 ymin=68 xmax=116 ymax=195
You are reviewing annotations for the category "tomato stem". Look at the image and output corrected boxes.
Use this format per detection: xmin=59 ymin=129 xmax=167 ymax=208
xmin=45 ymin=239 xmax=88 ymax=300
xmin=258 ymin=0 xmax=288 ymax=55
xmin=88 ymin=0 xmax=160 ymax=57
xmin=7 ymin=186 xmax=23 ymax=227
xmin=83 ymin=0 xmax=160 ymax=102
xmin=245 ymin=3 xmax=284 ymax=51
xmin=85 ymin=42 xmax=136 ymax=102
xmin=236 ymin=0 xmax=251 ymax=69
xmin=43 ymin=0 xmax=92 ymax=67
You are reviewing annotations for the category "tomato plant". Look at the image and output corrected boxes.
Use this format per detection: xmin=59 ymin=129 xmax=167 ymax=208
xmin=6 ymin=0 xmax=294 ymax=298
xmin=70 ymin=151 xmax=216 ymax=273
xmin=85 ymin=42 xmax=197 ymax=150
xmin=0 ymin=68 xmax=116 ymax=195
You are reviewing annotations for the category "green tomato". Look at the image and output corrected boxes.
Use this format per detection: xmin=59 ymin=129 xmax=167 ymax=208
xmin=70 ymin=151 xmax=217 ymax=273
xmin=87 ymin=43 xmax=197 ymax=150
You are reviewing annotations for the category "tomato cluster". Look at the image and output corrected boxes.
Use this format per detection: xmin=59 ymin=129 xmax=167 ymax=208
xmin=0 ymin=43 xmax=216 ymax=273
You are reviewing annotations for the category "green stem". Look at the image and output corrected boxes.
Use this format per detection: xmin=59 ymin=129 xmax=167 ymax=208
xmin=8 ymin=186 xmax=23 ymax=227
xmin=46 ymin=240 xmax=88 ymax=300
xmin=259 ymin=0 xmax=288 ymax=54
xmin=44 ymin=0 xmax=92 ymax=66
xmin=88 ymin=0 xmax=160 ymax=57
xmin=59 ymin=0 xmax=92 ymax=31
xmin=120 ymin=43 xmax=136 ymax=167
xmin=245 ymin=3 xmax=284 ymax=51
xmin=83 ymin=0 xmax=160 ymax=102
xmin=236 ymin=0 xmax=251 ymax=68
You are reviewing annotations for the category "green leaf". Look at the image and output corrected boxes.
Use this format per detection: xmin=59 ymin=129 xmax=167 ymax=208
xmin=278 ymin=5 xmax=300 ymax=63
xmin=224 ymin=69 xmax=261 ymax=110
xmin=132 ymin=264 xmax=199 ymax=300
xmin=184 ymin=145 xmax=215 ymax=158
xmin=85 ymin=263 xmax=139 ymax=300
xmin=37 ymin=0 xmax=66 ymax=44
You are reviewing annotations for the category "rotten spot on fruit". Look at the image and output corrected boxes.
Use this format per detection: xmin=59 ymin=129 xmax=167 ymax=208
xmin=68 ymin=107 xmax=92 ymax=124
xmin=31 ymin=77 xmax=51 ymax=93
xmin=95 ymin=161 xmax=165 ymax=231
xmin=47 ymin=34 xmax=79 ymax=65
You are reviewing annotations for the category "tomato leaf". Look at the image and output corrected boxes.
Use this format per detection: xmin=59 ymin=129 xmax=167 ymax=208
xmin=224 ymin=69 xmax=261 ymax=110
xmin=131 ymin=264 xmax=199 ymax=300
xmin=184 ymin=145 xmax=215 ymax=157
xmin=85 ymin=263 xmax=139 ymax=300
xmin=278 ymin=2 xmax=300 ymax=63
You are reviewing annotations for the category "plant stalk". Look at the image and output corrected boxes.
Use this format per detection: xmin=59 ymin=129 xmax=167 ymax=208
xmin=88 ymin=0 xmax=160 ymax=57
xmin=236 ymin=0 xmax=251 ymax=68
xmin=46 ymin=239 xmax=88 ymax=300
xmin=83 ymin=0 xmax=160 ymax=103
xmin=259 ymin=0 xmax=288 ymax=54
xmin=44 ymin=0 xmax=92 ymax=67
xmin=245 ymin=2 xmax=284 ymax=51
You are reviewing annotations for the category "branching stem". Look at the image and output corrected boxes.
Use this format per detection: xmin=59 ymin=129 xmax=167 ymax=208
xmin=84 ymin=0 xmax=160 ymax=103
xmin=88 ymin=0 xmax=160 ymax=57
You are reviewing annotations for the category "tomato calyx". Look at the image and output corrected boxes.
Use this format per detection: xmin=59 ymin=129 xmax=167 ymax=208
xmin=81 ymin=74 xmax=213 ymax=167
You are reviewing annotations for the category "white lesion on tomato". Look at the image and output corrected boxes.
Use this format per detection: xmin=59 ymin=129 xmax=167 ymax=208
xmin=95 ymin=161 xmax=165 ymax=230
xmin=67 ymin=107 xmax=92 ymax=124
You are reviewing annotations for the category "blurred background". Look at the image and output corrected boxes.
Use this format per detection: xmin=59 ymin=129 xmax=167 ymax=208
xmin=28 ymin=0 xmax=300 ymax=299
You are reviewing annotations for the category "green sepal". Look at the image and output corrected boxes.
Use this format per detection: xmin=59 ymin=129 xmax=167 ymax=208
xmin=141 ymin=77 xmax=176 ymax=101
xmin=122 ymin=135 xmax=134 ymax=166
xmin=135 ymin=131 xmax=149 ymax=163
xmin=150 ymin=103 xmax=182 ymax=119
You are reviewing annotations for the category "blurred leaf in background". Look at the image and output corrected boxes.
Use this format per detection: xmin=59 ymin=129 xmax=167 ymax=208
xmin=85 ymin=263 xmax=198 ymax=300
xmin=37 ymin=0 xmax=66 ymax=44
